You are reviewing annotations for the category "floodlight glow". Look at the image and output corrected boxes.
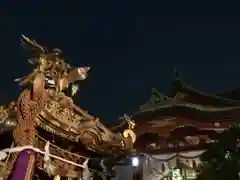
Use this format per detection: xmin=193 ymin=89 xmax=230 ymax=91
xmin=132 ymin=157 xmax=139 ymax=167
xmin=172 ymin=169 xmax=182 ymax=180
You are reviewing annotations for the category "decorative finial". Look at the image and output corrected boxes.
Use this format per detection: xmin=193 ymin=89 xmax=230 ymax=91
xmin=174 ymin=68 xmax=179 ymax=78
xmin=152 ymin=88 xmax=161 ymax=97
xmin=123 ymin=114 xmax=136 ymax=130
xmin=152 ymin=88 xmax=157 ymax=93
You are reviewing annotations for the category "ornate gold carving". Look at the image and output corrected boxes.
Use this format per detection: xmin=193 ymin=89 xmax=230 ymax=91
xmin=0 ymin=106 xmax=8 ymax=121
xmin=2 ymin=35 xmax=134 ymax=179
xmin=123 ymin=129 xmax=136 ymax=143
xmin=122 ymin=114 xmax=136 ymax=130
xmin=54 ymin=175 xmax=61 ymax=180
xmin=45 ymin=99 xmax=76 ymax=124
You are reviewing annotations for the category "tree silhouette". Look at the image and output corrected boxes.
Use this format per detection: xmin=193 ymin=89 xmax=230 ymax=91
xmin=197 ymin=124 xmax=240 ymax=180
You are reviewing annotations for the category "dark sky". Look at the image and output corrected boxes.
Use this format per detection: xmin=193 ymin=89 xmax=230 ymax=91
xmin=1 ymin=1 xmax=240 ymax=123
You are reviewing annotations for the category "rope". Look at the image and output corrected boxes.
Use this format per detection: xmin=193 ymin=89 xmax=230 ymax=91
xmin=0 ymin=143 xmax=111 ymax=178
xmin=0 ymin=145 xmax=86 ymax=168
xmin=36 ymin=134 xmax=88 ymax=159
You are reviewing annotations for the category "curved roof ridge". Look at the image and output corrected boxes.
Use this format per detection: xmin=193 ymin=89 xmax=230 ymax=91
xmin=170 ymin=71 xmax=240 ymax=103
xmin=137 ymin=102 xmax=240 ymax=113
xmin=184 ymin=84 xmax=240 ymax=104
xmin=215 ymin=87 xmax=240 ymax=100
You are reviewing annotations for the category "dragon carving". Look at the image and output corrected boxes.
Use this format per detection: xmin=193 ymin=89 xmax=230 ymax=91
xmin=0 ymin=35 xmax=136 ymax=178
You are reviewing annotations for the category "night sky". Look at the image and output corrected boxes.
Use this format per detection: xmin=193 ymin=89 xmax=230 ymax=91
xmin=1 ymin=1 xmax=240 ymax=123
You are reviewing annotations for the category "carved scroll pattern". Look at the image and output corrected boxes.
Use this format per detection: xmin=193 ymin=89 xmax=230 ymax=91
xmin=7 ymin=88 xmax=49 ymax=171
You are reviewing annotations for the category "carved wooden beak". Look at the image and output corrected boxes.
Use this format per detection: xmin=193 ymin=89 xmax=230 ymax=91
xmin=67 ymin=66 xmax=91 ymax=83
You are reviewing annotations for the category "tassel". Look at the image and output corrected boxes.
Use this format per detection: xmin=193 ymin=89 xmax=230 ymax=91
xmin=0 ymin=151 xmax=7 ymax=160
xmin=43 ymin=141 xmax=51 ymax=176
xmin=53 ymin=175 xmax=61 ymax=180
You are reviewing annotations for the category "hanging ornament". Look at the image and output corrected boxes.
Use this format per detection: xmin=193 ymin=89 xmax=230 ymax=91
xmin=0 ymin=151 xmax=7 ymax=160
xmin=53 ymin=175 xmax=61 ymax=180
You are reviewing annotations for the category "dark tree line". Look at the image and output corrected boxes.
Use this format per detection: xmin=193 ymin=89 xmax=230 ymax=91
xmin=197 ymin=124 xmax=240 ymax=180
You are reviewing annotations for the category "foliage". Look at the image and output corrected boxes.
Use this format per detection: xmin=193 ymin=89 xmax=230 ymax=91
xmin=197 ymin=123 xmax=240 ymax=180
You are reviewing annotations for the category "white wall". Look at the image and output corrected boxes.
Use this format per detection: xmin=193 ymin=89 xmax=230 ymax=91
xmin=112 ymin=165 xmax=135 ymax=180
xmin=113 ymin=150 xmax=204 ymax=180
xmin=142 ymin=151 xmax=203 ymax=180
